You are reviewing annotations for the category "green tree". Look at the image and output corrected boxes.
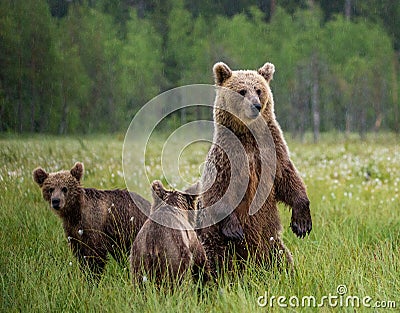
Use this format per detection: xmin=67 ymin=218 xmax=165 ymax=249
xmin=0 ymin=0 xmax=59 ymax=133
xmin=280 ymin=7 xmax=324 ymax=141
xmin=213 ymin=7 xmax=270 ymax=69
xmin=323 ymin=15 xmax=393 ymax=136
xmin=0 ymin=1 xmax=20 ymax=131
xmin=53 ymin=12 xmax=91 ymax=134
xmin=64 ymin=3 xmax=123 ymax=133
xmin=165 ymin=0 xmax=215 ymax=86
xmin=119 ymin=9 xmax=163 ymax=120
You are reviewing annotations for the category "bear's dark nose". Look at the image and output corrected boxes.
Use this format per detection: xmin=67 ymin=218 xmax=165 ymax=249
xmin=52 ymin=198 xmax=60 ymax=209
xmin=253 ymin=103 xmax=261 ymax=112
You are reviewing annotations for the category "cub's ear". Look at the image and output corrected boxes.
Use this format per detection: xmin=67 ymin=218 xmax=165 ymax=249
xmin=33 ymin=167 xmax=48 ymax=187
xmin=151 ymin=180 xmax=166 ymax=201
xmin=258 ymin=62 xmax=275 ymax=83
xmin=70 ymin=162 xmax=84 ymax=182
xmin=213 ymin=62 xmax=232 ymax=86
xmin=184 ymin=193 xmax=198 ymax=210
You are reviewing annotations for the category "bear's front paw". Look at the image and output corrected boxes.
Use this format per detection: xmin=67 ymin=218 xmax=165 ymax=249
xmin=220 ymin=213 xmax=244 ymax=241
xmin=290 ymin=198 xmax=312 ymax=238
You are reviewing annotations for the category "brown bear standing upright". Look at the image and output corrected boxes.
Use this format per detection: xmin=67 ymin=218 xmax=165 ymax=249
xmin=197 ymin=62 xmax=312 ymax=274
xmin=130 ymin=180 xmax=208 ymax=285
xmin=33 ymin=162 xmax=150 ymax=278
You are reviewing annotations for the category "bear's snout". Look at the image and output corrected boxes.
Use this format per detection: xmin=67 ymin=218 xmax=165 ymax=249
xmin=253 ymin=103 xmax=261 ymax=112
xmin=51 ymin=198 xmax=61 ymax=209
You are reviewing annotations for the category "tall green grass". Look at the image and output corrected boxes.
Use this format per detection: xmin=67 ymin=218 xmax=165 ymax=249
xmin=1 ymin=133 xmax=399 ymax=312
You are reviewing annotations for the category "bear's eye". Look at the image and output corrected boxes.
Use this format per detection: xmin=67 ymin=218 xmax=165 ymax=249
xmin=48 ymin=188 xmax=54 ymax=194
xmin=238 ymin=89 xmax=247 ymax=96
xmin=256 ymin=89 xmax=262 ymax=96
xmin=62 ymin=187 xmax=68 ymax=193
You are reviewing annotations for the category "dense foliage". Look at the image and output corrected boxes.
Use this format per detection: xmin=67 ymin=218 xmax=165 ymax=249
xmin=0 ymin=0 xmax=399 ymax=137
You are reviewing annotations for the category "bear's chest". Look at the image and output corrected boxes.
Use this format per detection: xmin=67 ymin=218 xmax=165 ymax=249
xmin=246 ymin=150 xmax=261 ymax=180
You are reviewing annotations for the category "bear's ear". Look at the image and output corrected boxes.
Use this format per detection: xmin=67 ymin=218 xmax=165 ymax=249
xmin=258 ymin=62 xmax=275 ymax=83
xmin=213 ymin=62 xmax=232 ymax=86
xmin=151 ymin=180 xmax=166 ymax=201
xmin=70 ymin=162 xmax=84 ymax=182
xmin=33 ymin=167 xmax=48 ymax=187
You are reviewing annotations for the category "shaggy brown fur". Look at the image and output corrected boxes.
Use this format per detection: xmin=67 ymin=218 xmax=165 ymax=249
xmin=33 ymin=162 xmax=150 ymax=278
xmin=197 ymin=62 xmax=312 ymax=274
xmin=130 ymin=181 xmax=208 ymax=285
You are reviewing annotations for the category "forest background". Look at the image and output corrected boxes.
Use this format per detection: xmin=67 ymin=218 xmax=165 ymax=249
xmin=1 ymin=0 xmax=399 ymax=141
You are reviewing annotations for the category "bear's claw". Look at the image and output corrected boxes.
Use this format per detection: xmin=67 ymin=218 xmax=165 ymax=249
xmin=290 ymin=198 xmax=312 ymax=238
xmin=290 ymin=218 xmax=312 ymax=238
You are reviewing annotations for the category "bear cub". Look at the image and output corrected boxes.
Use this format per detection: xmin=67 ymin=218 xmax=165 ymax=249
xmin=33 ymin=162 xmax=150 ymax=278
xmin=130 ymin=180 xmax=208 ymax=285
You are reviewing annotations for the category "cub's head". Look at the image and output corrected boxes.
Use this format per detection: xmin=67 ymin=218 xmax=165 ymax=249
xmin=33 ymin=162 xmax=84 ymax=216
xmin=213 ymin=62 xmax=275 ymax=129
xmin=151 ymin=180 xmax=197 ymax=212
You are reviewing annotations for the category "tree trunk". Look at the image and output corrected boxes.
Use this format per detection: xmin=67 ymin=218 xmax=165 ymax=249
xmin=0 ymin=94 xmax=4 ymax=131
xmin=270 ymin=0 xmax=276 ymax=16
xmin=393 ymin=51 xmax=399 ymax=134
xmin=30 ymin=64 xmax=36 ymax=132
xmin=373 ymin=70 xmax=384 ymax=133
xmin=59 ymin=81 xmax=67 ymax=135
xmin=30 ymin=85 xmax=35 ymax=132
xmin=374 ymin=113 xmax=383 ymax=132
xmin=17 ymin=51 xmax=23 ymax=133
xmin=345 ymin=108 xmax=351 ymax=138
xmin=358 ymin=77 xmax=368 ymax=140
xmin=345 ymin=0 xmax=351 ymax=20
xmin=290 ymin=67 xmax=307 ymax=141
xmin=311 ymin=52 xmax=320 ymax=143
xmin=359 ymin=107 xmax=366 ymax=140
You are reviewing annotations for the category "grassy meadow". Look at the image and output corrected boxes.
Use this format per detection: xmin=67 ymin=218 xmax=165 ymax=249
xmin=0 ymin=133 xmax=399 ymax=312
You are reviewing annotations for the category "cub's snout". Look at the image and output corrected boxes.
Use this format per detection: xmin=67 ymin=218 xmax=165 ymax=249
xmin=51 ymin=197 xmax=61 ymax=209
